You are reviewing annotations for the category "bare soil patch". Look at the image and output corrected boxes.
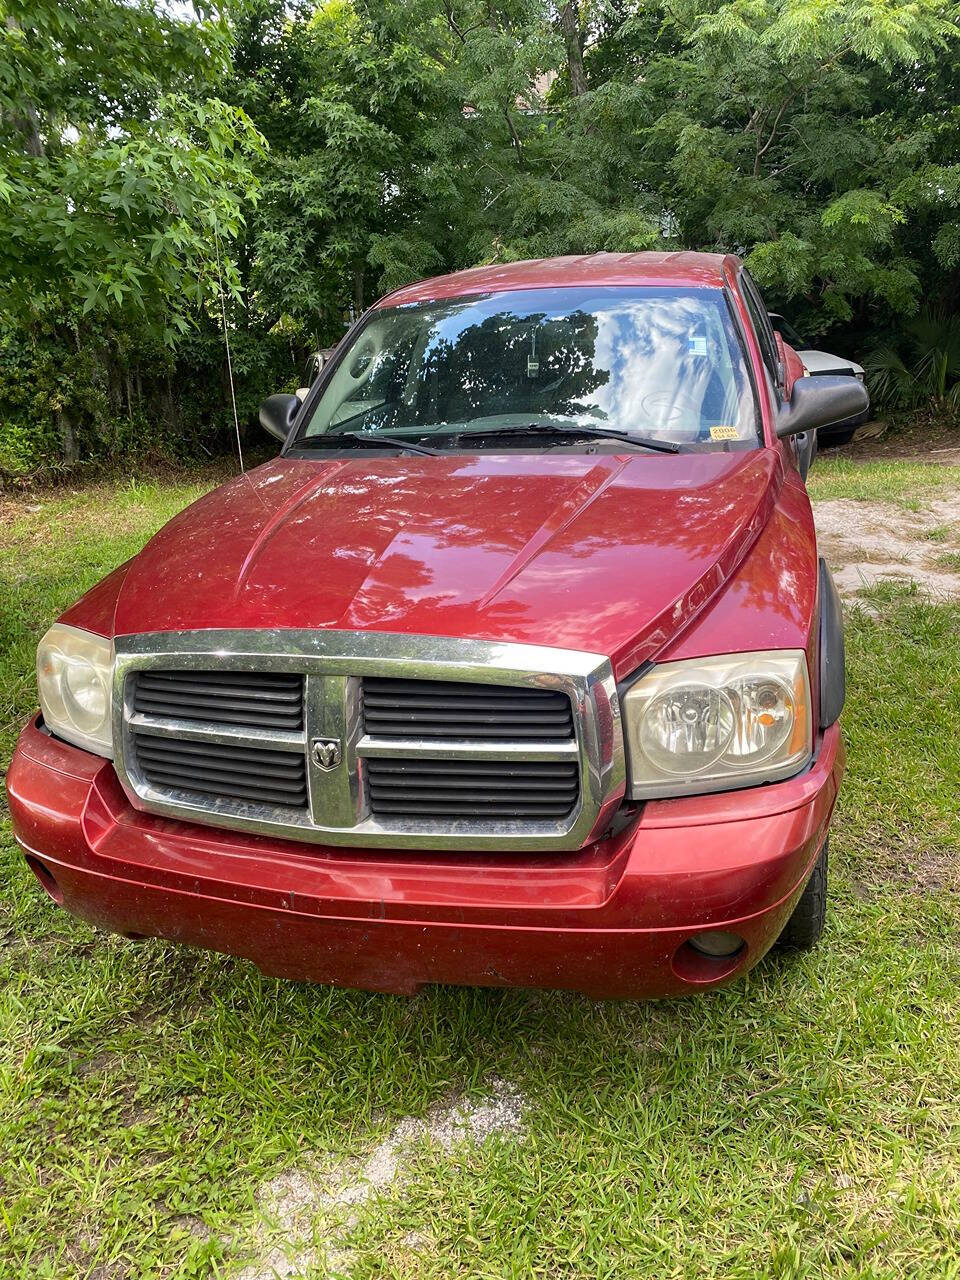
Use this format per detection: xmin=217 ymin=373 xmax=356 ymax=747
xmin=840 ymin=418 xmax=960 ymax=464
xmin=814 ymin=494 xmax=960 ymax=600
xmin=234 ymin=1079 xmax=526 ymax=1280
xmin=851 ymin=836 xmax=959 ymax=900
xmin=0 ymin=489 xmax=155 ymax=553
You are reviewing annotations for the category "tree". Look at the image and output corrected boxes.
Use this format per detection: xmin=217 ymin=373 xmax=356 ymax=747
xmin=0 ymin=0 xmax=263 ymax=336
xmin=0 ymin=0 xmax=265 ymax=469
xmin=228 ymin=0 xmax=663 ymax=335
xmin=226 ymin=0 xmax=455 ymax=339
xmin=4 ymin=0 xmax=960 ymax=474
xmin=234 ymin=0 xmax=959 ymax=344
xmin=628 ymin=0 xmax=959 ymax=332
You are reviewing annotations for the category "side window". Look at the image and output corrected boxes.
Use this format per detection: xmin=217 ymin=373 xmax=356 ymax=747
xmin=740 ymin=271 xmax=783 ymax=393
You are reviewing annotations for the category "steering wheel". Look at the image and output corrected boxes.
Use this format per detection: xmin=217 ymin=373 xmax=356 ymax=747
xmin=639 ymin=390 xmax=703 ymax=426
xmin=345 ymin=330 xmax=384 ymax=386
xmin=640 ymin=386 xmax=706 ymax=437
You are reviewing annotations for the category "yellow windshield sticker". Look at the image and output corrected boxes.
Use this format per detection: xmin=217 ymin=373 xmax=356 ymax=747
xmin=709 ymin=426 xmax=740 ymax=441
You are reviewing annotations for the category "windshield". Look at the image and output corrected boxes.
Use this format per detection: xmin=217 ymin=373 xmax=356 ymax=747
xmin=297 ymin=286 xmax=759 ymax=450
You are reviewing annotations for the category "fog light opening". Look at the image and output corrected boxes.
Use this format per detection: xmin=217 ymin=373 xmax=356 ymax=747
xmin=689 ymin=931 xmax=744 ymax=958
xmin=672 ymin=935 xmax=747 ymax=985
xmin=24 ymin=855 xmax=64 ymax=906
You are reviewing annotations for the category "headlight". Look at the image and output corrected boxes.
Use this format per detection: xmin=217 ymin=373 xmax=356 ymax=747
xmin=623 ymin=650 xmax=811 ymax=798
xmin=37 ymin=624 xmax=114 ymax=757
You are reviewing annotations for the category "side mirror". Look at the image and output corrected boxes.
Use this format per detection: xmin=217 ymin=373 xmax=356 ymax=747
xmin=302 ymin=351 xmax=326 ymax=387
xmin=259 ymin=393 xmax=301 ymax=444
xmin=777 ymin=375 xmax=869 ymax=439
xmin=795 ymin=429 xmax=817 ymax=481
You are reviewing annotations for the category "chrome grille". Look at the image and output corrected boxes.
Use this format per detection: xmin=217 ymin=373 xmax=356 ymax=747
xmin=112 ymin=630 xmax=624 ymax=851
xmin=361 ymin=677 xmax=573 ymax=740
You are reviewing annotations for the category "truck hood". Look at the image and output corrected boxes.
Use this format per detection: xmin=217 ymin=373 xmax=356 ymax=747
xmin=111 ymin=451 xmax=782 ymax=678
xmin=798 ymin=348 xmax=864 ymax=378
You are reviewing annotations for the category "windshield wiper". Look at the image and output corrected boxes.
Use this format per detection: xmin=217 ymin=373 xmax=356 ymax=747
xmin=447 ymin=423 xmax=683 ymax=454
xmin=295 ymin=423 xmax=682 ymax=456
xmin=295 ymin=430 xmax=438 ymax=457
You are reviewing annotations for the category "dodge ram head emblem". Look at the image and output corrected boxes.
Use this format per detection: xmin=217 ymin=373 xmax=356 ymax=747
xmin=311 ymin=738 xmax=342 ymax=771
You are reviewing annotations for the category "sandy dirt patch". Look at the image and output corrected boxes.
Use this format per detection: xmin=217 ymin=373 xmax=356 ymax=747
xmin=852 ymin=837 xmax=960 ymax=900
xmin=813 ymin=495 xmax=960 ymax=600
xmin=841 ymin=418 xmax=960 ymax=464
xmin=233 ymin=1079 xmax=525 ymax=1280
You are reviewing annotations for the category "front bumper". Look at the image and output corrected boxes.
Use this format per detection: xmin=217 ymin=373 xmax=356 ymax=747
xmin=6 ymin=717 xmax=844 ymax=998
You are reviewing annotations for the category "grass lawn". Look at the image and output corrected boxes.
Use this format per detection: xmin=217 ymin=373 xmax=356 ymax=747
xmin=806 ymin=457 xmax=960 ymax=506
xmin=1 ymin=456 xmax=959 ymax=1279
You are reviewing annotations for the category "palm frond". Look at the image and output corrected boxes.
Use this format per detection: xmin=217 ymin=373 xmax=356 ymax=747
xmin=863 ymin=344 xmax=919 ymax=409
xmin=866 ymin=307 xmax=960 ymax=409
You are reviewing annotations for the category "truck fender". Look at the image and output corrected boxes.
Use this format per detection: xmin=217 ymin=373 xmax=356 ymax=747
xmin=818 ymin=557 xmax=845 ymax=728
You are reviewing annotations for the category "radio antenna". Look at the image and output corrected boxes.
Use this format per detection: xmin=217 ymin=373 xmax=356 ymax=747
xmin=214 ymin=226 xmax=244 ymax=473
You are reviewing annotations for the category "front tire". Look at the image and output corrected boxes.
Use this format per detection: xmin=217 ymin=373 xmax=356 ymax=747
xmin=777 ymin=840 xmax=829 ymax=950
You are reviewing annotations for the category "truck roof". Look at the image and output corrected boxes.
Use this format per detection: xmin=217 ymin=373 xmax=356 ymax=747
xmin=379 ymin=251 xmax=739 ymax=308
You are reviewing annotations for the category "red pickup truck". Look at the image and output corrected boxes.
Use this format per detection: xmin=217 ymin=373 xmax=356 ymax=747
xmin=6 ymin=253 xmax=868 ymax=998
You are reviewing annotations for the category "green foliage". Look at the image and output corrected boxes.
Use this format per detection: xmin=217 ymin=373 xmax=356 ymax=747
xmin=0 ymin=306 xmax=298 ymax=480
xmin=225 ymin=0 xmax=665 ymax=326
xmin=634 ymin=0 xmax=960 ymax=332
xmin=865 ymin=308 xmax=960 ymax=410
xmin=0 ymin=0 xmax=276 ymax=475
xmin=4 ymin=0 xmax=960 ymax=473
xmin=226 ymin=0 xmax=960 ymax=350
xmin=0 ymin=2 xmax=264 ymax=336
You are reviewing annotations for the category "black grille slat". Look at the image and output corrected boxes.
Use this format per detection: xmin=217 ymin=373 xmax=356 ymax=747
xmin=369 ymin=801 xmax=573 ymax=817
xmin=134 ymin=733 xmax=307 ymax=809
xmin=369 ymin=778 xmax=578 ymax=793
xmin=135 ymin=738 xmax=299 ymax=766
xmin=135 ymin=746 xmax=301 ymax=782
xmin=364 ymin=723 xmax=569 ymax=740
xmin=134 ymin=669 xmax=304 ymax=731
xmin=363 ymin=693 xmax=565 ymax=710
xmin=142 ymin=766 xmax=307 ymax=800
xmin=363 ymin=711 xmax=572 ymax=726
xmin=137 ymin=669 xmax=302 ymax=689
xmin=136 ymin=673 xmax=303 ymax=699
xmin=134 ymin=699 xmax=303 ymax=729
xmin=368 ymin=781 xmax=578 ymax=796
xmin=366 ymin=762 xmax=577 ymax=793
xmin=365 ymin=680 xmax=556 ymax=698
xmin=366 ymin=758 xmax=579 ymax=820
xmin=362 ymin=678 xmax=573 ymax=741
xmin=135 ymin=689 xmax=303 ymax=710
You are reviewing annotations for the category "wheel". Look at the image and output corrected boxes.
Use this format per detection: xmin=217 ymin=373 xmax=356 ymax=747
xmin=817 ymin=425 xmax=857 ymax=448
xmin=777 ymin=840 xmax=829 ymax=950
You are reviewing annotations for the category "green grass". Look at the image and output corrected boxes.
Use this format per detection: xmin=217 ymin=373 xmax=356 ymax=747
xmin=806 ymin=456 xmax=960 ymax=504
xmin=2 ymin=467 xmax=959 ymax=1279
xmin=1 ymin=475 xmax=222 ymax=750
